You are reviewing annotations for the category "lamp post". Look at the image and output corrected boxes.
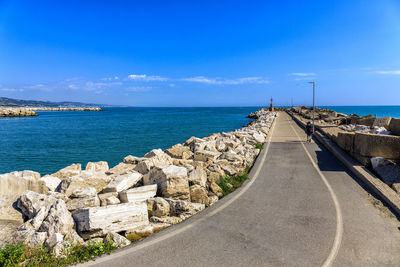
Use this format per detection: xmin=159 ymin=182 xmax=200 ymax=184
xmin=308 ymin=81 xmax=315 ymax=134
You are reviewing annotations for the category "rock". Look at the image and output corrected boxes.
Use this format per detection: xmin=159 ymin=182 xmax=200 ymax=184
xmin=0 ymin=171 xmax=48 ymax=199
xmin=144 ymin=165 xmax=190 ymax=201
xmin=389 ymin=118 xmax=400 ymax=136
xmin=210 ymin=182 xmax=223 ymax=197
xmin=125 ymin=223 xmax=170 ymax=242
xmin=149 ymin=216 xmax=183 ymax=225
xmin=52 ymin=241 xmax=69 ymax=258
xmin=146 ymin=197 xmax=170 ymax=217
xmin=207 ymin=171 xmax=222 ymax=184
xmin=58 ymin=171 xmax=112 ymax=196
xmin=66 ymin=195 xmax=100 ymax=211
xmin=41 ymin=175 xmax=62 ymax=191
xmin=371 ymin=157 xmax=391 ymax=169
xmin=135 ymin=149 xmax=173 ymax=174
xmin=216 ymin=140 xmax=227 ymax=152
xmin=52 ymin=164 xmax=82 ymax=179
xmin=165 ymin=144 xmax=193 ymax=159
xmin=374 ymin=163 xmax=400 ymax=184
xmin=106 ymin=162 xmax=136 ymax=177
xmin=190 ymin=185 xmax=210 ymax=205
xmin=123 ymin=155 xmax=145 ymax=164
xmin=72 ymin=202 xmax=149 ymax=234
xmin=193 ymin=150 xmax=221 ymax=162
xmin=218 ymin=162 xmax=239 ymax=176
xmin=253 ymin=133 xmax=265 ymax=143
xmin=219 ymin=151 xmax=243 ymax=163
xmin=39 ymin=199 xmax=75 ymax=236
xmin=85 ymin=237 xmax=104 ymax=246
xmin=26 ymin=232 xmax=47 ymax=247
xmin=17 ymin=191 xmax=56 ymax=219
xmin=188 ymin=169 xmax=207 ymax=187
xmin=64 ymin=230 xmax=84 ymax=245
xmin=194 ymin=140 xmax=217 ymax=152
xmin=46 ymin=233 xmax=64 ymax=249
xmin=98 ymin=192 xmax=120 ymax=206
xmin=85 ymin=161 xmax=109 ymax=172
xmin=102 ymin=172 xmax=143 ymax=193
xmin=105 ymin=232 xmax=131 ymax=248
xmin=31 ymin=207 xmax=48 ymax=230
xmin=208 ymin=193 xmax=219 ymax=205
xmin=70 ymin=187 xmax=97 ymax=198
xmin=119 ymin=184 xmax=157 ymax=203
xmin=166 ymin=199 xmax=205 ymax=219
xmin=373 ymin=117 xmax=392 ymax=129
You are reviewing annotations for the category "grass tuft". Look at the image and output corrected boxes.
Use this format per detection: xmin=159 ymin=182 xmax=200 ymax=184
xmin=217 ymin=165 xmax=250 ymax=197
xmin=253 ymin=143 xmax=263 ymax=150
xmin=0 ymin=238 xmax=116 ymax=267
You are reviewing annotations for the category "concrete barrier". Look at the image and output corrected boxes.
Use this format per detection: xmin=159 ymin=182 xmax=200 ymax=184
xmin=353 ymin=133 xmax=400 ymax=160
xmin=389 ymin=118 xmax=400 ymax=136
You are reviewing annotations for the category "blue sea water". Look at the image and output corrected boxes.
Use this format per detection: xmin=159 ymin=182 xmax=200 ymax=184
xmin=1 ymin=106 xmax=399 ymax=175
xmin=321 ymin=106 xmax=400 ymax=118
xmin=0 ymin=107 xmax=259 ymax=175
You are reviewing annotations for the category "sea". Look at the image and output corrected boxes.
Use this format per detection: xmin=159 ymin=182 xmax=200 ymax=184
xmin=1 ymin=106 xmax=399 ymax=175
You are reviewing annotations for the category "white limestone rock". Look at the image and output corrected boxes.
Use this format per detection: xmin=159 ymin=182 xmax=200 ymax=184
xmin=38 ymin=199 xmax=75 ymax=236
xmin=166 ymin=198 xmax=205 ymax=219
xmin=102 ymin=172 xmax=142 ymax=193
xmin=70 ymin=187 xmax=97 ymax=198
xmin=41 ymin=175 xmax=62 ymax=192
xmin=72 ymin=202 xmax=149 ymax=233
xmin=17 ymin=191 xmax=56 ymax=219
xmin=105 ymin=232 xmax=131 ymax=248
xmin=119 ymin=184 xmax=157 ymax=203
xmin=98 ymin=192 xmax=121 ymax=206
xmin=144 ymin=165 xmax=190 ymax=201
xmin=66 ymin=195 xmax=100 ymax=211
xmin=146 ymin=197 xmax=170 ymax=217
xmin=85 ymin=161 xmax=109 ymax=172
xmin=188 ymin=169 xmax=207 ymax=187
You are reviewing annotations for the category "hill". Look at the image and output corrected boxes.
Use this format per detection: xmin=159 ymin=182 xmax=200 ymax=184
xmin=0 ymin=97 xmax=101 ymax=107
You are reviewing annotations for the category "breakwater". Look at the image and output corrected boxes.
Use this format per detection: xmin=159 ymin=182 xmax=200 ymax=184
xmin=290 ymin=106 xmax=400 ymax=196
xmin=0 ymin=109 xmax=276 ymax=258
xmin=28 ymin=107 xmax=102 ymax=111
xmin=0 ymin=107 xmax=38 ymax=117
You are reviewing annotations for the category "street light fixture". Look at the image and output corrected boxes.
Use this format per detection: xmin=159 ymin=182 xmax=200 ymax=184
xmin=308 ymin=81 xmax=315 ymax=134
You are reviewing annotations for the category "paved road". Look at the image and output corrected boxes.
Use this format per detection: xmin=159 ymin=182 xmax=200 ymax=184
xmin=88 ymin=112 xmax=400 ymax=267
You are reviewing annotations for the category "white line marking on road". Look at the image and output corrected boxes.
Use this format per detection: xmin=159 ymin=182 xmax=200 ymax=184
xmin=81 ymin=116 xmax=278 ymax=266
xmin=289 ymin=117 xmax=343 ymax=267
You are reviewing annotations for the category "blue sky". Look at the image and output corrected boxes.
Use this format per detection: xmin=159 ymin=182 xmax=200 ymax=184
xmin=0 ymin=0 xmax=399 ymax=106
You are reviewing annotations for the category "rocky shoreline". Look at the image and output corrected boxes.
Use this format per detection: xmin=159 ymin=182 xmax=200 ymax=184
xmin=0 ymin=107 xmax=38 ymax=117
xmin=0 ymin=109 xmax=276 ymax=258
xmin=0 ymin=106 xmax=102 ymax=118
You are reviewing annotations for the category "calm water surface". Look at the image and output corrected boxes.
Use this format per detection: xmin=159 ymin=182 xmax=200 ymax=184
xmin=0 ymin=107 xmax=258 ymax=175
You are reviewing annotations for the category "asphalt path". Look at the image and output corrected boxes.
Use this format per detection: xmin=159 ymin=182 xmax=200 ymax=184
xmin=86 ymin=112 xmax=400 ymax=267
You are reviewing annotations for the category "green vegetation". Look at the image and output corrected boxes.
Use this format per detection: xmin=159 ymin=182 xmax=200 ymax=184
xmin=253 ymin=143 xmax=263 ymax=150
xmin=217 ymin=165 xmax=250 ymax=196
xmin=0 ymin=239 xmax=116 ymax=267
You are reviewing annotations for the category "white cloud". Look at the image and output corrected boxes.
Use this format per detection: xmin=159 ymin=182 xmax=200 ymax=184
xmin=180 ymin=76 xmax=269 ymax=85
xmin=101 ymin=76 xmax=120 ymax=81
xmin=290 ymin=72 xmax=317 ymax=77
xmin=375 ymin=70 xmax=400 ymax=75
xmin=0 ymin=88 xmax=24 ymax=92
xmin=125 ymin=86 xmax=152 ymax=92
xmin=127 ymin=74 xmax=168 ymax=81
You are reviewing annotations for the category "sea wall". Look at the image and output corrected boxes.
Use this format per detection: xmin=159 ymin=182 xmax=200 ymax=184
xmin=27 ymin=107 xmax=102 ymax=111
xmin=290 ymin=106 xmax=400 ymax=195
xmin=0 ymin=109 xmax=276 ymax=254
xmin=0 ymin=107 xmax=38 ymax=117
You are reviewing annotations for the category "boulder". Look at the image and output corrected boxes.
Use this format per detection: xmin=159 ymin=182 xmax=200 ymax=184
xmin=208 ymin=194 xmax=219 ymax=205
xmin=374 ymin=163 xmax=400 ymax=184
xmin=26 ymin=232 xmax=47 ymax=247
xmin=58 ymin=171 xmax=112 ymax=196
xmin=373 ymin=117 xmax=392 ymax=129
xmin=371 ymin=157 xmax=391 ymax=169
xmin=165 ymin=144 xmax=193 ymax=160
xmin=39 ymin=199 xmax=75 ymax=236
xmin=98 ymin=192 xmax=120 ymax=206
xmin=105 ymin=232 xmax=131 ymax=248
xmin=85 ymin=161 xmax=109 ymax=172
xmin=70 ymin=187 xmax=97 ymax=198
xmin=219 ymin=151 xmax=244 ymax=163
xmin=357 ymin=117 xmax=376 ymax=127
xmin=216 ymin=140 xmax=227 ymax=152
xmin=252 ymin=133 xmax=265 ymax=143
xmin=165 ymin=198 xmax=205 ymax=219
xmin=190 ymin=185 xmax=210 ymax=205
xmin=46 ymin=232 xmax=64 ymax=249
xmin=17 ymin=191 xmax=56 ymax=219
xmin=66 ymin=196 xmax=100 ymax=211
xmin=210 ymin=182 xmax=223 ymax=197
xmin=102 ymin=172 xmax=142 ymax=193
xmin=188 ymin=169 xmax=207 ymax=187
xmin=146 ymin=197 xmax=170 ymax=217
xmin=52 ymin=164 xmax=82 ymax=179
xmin=119 ymin=184 xmax=157 ymax=203
xmin=144 ymin=165 xmax=190 ymax=201
xmin=106 ymin=162 xmax=136 ymax=177
xmin=389 ymin=118 xmax=400 ymax=136
xmin=0 ymin=171 xmax=47 ymax=196
xmin=135 ymin=149 xmax=173 ymax=174
xmin=72 ymin=202 xmax=149 ymax=234
xmin=41 ymin=175 xmax=62 ymax=192
xmin=123 ymin=155 xmax=145 ymax=164
xmin=193 ymin=150 xmax=221 ymax=162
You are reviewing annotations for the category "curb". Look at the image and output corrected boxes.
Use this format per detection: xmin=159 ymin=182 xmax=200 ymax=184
xmin=288 ymin=112 xmax=400 ymax=217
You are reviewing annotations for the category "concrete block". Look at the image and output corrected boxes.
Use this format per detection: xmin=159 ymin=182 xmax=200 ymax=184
xmin=353 ymin=133 xmax=400 ymax=160
xmin=389 ymin=118 xmax=400 ymax=136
